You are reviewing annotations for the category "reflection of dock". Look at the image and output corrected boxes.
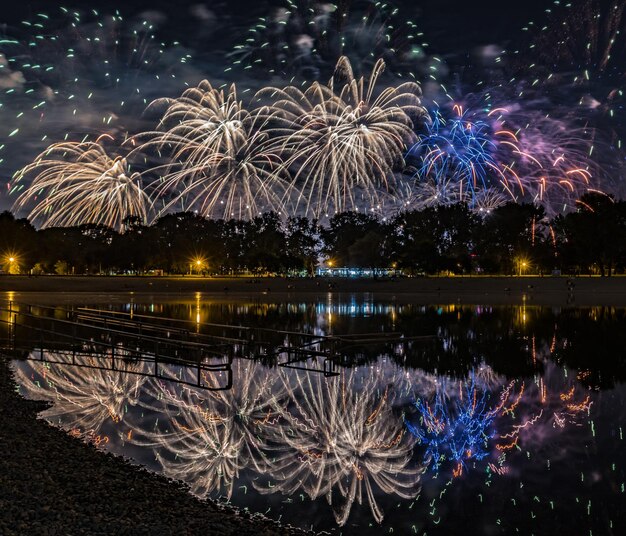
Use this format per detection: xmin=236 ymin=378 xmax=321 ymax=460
xmin=1 ymin=302 xmax=233 ymax=390
xmin=17 ymin=348 xmax=233 ymax=391
xmin=277 ymin=332 xmax=437 ymax=376
xmin=1 ymin=301 xmax=435 ymax=384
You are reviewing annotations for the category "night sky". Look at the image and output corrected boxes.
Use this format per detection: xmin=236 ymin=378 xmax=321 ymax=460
xmin=2 ymin=0 xmax=625 ymax=219
xmin=3 ymin=1 xmax=550 ymax=51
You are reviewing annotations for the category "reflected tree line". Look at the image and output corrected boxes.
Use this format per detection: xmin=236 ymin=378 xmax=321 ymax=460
xmin=161 ymin=302 xmax=626 ymax=388
xmin=11 ymin=303 xmax=626 ymax=388
xmin=4 ymin=192 xmax=626 ymax=275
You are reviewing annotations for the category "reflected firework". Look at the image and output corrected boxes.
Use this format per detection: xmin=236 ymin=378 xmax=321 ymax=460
xmin=406 ymin=374 xmax=498 ymax=473
xmin=129 ymin=361 xmax=281 ymax=499
xmin=7 ymin=303 xmax=624 ymax=535
xmin=405 ymin=362 xmax=593 ymax=478
xmin=12 ymin=354 xmax=147 ymax=439
xmin=258 ymin=369 xmax=423 ymax=526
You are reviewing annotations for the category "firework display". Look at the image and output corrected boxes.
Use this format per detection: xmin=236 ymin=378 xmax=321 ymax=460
xmin=2 ymin=1 xmax=625 ymax=228
xmin=408 ymin=106 xmax=507 ymax=207
xmin=0 ymin=7 xmax=198 ymax=180
xmin=4 ymin=2 xmax=626 ymax=533
xmin=229 ymin=0 xmax=432 ymax=81
xmin=258 ymin=56 xmax=424 ymax=215
xmin=10 ymin=350 xmax=615 ymax=533
xmin=12 ymin=139 xmax=150 ymax=230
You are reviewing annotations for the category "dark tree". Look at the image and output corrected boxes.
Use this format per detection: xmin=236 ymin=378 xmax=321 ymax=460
xmin=477 ymin=203 xmax=545 ymax=274
xmin=321 ymin=212 xmax=388 ymax=268
xmin=553 ymin=193 xmax=626 ymax=276
xmin=112 ymin=216 xmax=150 ymax=274
xmin=284 ymin=216 xmax=320 ymax=275
xmin=150 ymin=212 xmax=222 ymax=274
xmin=242 ymin=212 xmax=288 ymax=274
xmin=0 ymin=211 xmax=38 ymax=273
xmin=390 ymin=205 xmax=479 ymax=274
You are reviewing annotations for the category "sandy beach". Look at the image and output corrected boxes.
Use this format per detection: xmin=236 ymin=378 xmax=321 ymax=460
xmin=2 ymin=274 xmax=626 ymax=306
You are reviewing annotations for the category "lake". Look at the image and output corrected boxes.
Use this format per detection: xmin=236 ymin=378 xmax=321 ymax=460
xmin=8 ymin=296 xmax=626 ymax=534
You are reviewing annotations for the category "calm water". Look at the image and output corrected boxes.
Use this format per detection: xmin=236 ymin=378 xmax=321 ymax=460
xmin=9 ymin=298 xmax=626 ymax=534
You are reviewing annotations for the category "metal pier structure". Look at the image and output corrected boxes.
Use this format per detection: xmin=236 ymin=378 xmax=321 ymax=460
xmin=0 ymin=301 xmax=435 ymax=388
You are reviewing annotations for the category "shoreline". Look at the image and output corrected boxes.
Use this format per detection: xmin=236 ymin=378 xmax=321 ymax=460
xmin=3 ymin=275 xmax=626 ymax=305
xmin=0 ymin=359 xmax=311 ymax=535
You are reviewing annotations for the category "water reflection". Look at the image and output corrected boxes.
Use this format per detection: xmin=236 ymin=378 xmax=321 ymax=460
xmin=14 ymin=356 xmax=146 ymax=439
xmin=133 ymin=361 xmax=279 ymax=500
xmin=257 ymin=369 xmax=423 ymax=525
xmin=405 ymin=362 xmax=591 ymax=478
xmin=10 ymin=302 xmax=626 ymax=535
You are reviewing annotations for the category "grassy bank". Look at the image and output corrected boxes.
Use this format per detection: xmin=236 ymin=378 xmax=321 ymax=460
xmin=2 ymin=275 xmax=626 ymax=305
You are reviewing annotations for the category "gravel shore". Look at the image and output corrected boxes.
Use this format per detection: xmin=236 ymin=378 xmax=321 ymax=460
xmin=0 ymin=359 xmax=311 ymax=536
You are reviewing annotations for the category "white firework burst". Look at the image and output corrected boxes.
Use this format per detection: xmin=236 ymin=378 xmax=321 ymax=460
xmin=137 ymin=81 xmax=290 ymax=220
xmin=12 ymin=139 xmax=150 ymax=230
xmin=258 ymin=56 xmax=426 ymax=216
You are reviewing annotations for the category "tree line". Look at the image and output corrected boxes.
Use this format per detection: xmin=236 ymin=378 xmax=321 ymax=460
xmin=2 ymin=192 xmax=626 ymax=276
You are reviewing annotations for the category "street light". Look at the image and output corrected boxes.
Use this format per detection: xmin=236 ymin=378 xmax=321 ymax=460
xmin=519 ymin=260 xmax=528 ymax=276
xmin=190 ymin=258 xmax=206 ymax=275
xmin=5 ymin=255 xmax=18 ymax=275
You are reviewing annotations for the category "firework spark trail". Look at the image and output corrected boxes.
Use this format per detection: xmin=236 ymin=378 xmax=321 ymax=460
xmin=140 ymin=82 xmax=251 ymax=161
xmin=493 ymin=109 xmax=598 ymax=213
xmin=229 ymin=0 xmax=432 ymax=81
xmin=0 ymin=7 xmax=196 ymax=179
xmin=11 ymin=139 xmax=150 ymax=230
xmin=256 ymin=368 xmax=423 ymax=526
xmin=516 ymin=0 xmax=626 ymax=83
xmin=11 ymin=354 xmax=147 ymax=437
xmin=257 ymin=56 xmax=426 ymax=216
xmin=128 ymin=361 xmax=283 ymax=500
xmin=135 ymin=81 xmax=291 ymax=220
xmin=510 ymin=0 xmax=626 ymax=155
